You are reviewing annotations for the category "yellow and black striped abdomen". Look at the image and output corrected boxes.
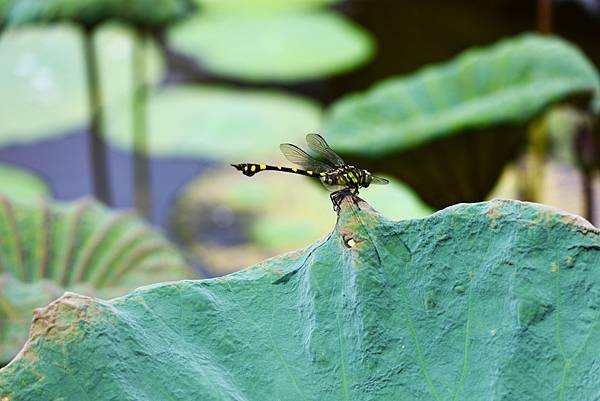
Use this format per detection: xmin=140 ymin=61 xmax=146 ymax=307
xmin=231 ymin=163 xmax=325 ymax=178
xmin=230 ymin=163 xmax=267 ymax=176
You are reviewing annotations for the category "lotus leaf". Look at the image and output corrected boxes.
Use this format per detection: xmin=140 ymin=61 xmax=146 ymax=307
xmin=0 ymin=196 xmax=193 ymax=364
xmin=194 ymin=0 xmax=338 ymax=15
xmin=324 ymin=34 xmax=600 ymax=209
xmin=105 ymin=85 xmax=322 ymax=160
xmin=169 ymin=11 xmax=374 ymax=82
xmin=0 ymin=164 xmax=48 ymax=200
xmin=7 ymin=0 xmax=194 ymax=28
xmin=2 ymin=199 xmax=597 ymax=400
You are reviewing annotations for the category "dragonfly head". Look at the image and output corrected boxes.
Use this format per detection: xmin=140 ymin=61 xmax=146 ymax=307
xmin=362 ymin=169 xmax=374 ymax=187
xmin=361 ymin=169 xmax=390 ymax=187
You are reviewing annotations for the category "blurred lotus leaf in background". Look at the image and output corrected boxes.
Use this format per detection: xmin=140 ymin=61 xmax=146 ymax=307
xmin=0 ymin=0 xmax=8 ymax=26
xmin=0 ymin=196 xmax=194 ymax=364
xmin=7 ymin=0 xmax=115 ymax=27
xmin=170 ymin=166 xmax=432 ymax=275
xmin=0 ymin=24 xmax=163 ymax=145
xmin=324 ymin=33 xmax=600 ymax=209
xmin=194 ymin=0 xmax=339 ymax=14
xmin=6 ymin=0 xmax=195 ymax=28
xmin=169 ymin=11 xmax=374 ymax=82
xmin=105 ymin=85 xmax=322 ymax=160
xmin=0 ymin=164 xmax=48 ymax=200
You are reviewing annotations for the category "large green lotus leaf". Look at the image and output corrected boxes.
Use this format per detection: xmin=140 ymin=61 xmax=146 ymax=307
xmin=169 ymin=11 xmax=374 ymax=82
xmin=7 ymin=0 xmax=194 ymax=28
xmin=105 ymin=85 xmax=321 ymax=159
xmin=0 ymin=196 xmax=194 ymax=364
xmin=0 ymin=23 xmax=163 ymax=145
xmin=170 ymin=166 xmax=432 ymax=275
xmin=324 ymin=34 xmax=600 ymax=209
xmin=2 ymin=198 xmax=599 ymax=399
xmin=0 ymin=164 xmax=49 ymax=200
xmin=194 ymin=0 xmax=338 ymax=15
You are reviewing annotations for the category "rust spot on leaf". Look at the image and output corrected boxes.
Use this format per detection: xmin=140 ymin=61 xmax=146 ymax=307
xmin=5 ymin=292 xmax=100 ymax=369
xmin=565 ymin=256 xmax=574 ymax=268
xmin=486 ymin=203 xmax=502 ymax=223
xmin=30 ymin=292 xmax=97 ymax=340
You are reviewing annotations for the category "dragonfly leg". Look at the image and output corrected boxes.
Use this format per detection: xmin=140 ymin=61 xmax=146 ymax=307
xmin=330 ymin=189 xmax=347 ymax=212
xmin=351 ymin=187 xmax=362 ymax=209
xmin=330 ymin=187 xmax=358 ymax=212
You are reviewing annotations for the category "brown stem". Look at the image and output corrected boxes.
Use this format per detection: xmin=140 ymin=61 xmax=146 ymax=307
xmin=581 ymin=169 xmax=595 ymax=224
xmin=132 ymin=29 xmax=151 ymax=219
xmin=574 ymin=123 xmax=597 ymax=224
xmin=537 ymin=0 xmax=553 ymax=34
xmin=82 ymin=27 xmax=112 ymax=205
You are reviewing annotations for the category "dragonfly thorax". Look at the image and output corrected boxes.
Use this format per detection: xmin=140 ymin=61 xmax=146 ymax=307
xmin=321 ymin=165 xmax=372 ymax=189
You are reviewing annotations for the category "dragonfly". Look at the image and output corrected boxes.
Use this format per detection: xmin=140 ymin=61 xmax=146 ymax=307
xmin=231 ymin=134 xmax=389 ymax=210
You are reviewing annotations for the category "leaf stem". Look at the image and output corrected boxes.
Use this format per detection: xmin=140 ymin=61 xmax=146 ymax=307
xmin=574 ymin=122 xmax=597 ymax=225
xmin=82 ymin=27 xmax=112 ymax=206
xmin=537 ymin=0 xmax=553 ymax=34
xmin=132 ymin=29 xmax=151 ymax=220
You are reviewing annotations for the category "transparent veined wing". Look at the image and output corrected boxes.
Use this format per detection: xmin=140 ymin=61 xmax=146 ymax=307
xmin=305 ymin=134 xmax=345 ymax=167
xmin=320 ymin=181 xmax=345 ymax=192
xmin=279 ymin=143 xmax=333 ymax=172
xmin=371 ymin=176 xmax=389 ymax=185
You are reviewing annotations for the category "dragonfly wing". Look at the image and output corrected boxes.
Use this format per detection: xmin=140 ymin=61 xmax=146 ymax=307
xmin=280 ymin=143 xmax=332 ymax=172
xmin=306 ymin=134 xmax=346 ymax=167
xmin=320 ymin=181 xmax=345 ymax=192
xmin=371 ymin=176 xmax=389 ymax=185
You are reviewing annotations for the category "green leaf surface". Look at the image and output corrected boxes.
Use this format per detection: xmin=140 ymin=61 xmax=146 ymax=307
xmin=0 ymin=164 xmax=49 ymax=200
xmin=326 ymin=34 xmax=600 ymax=155
xmin=7 ymin=0 xmax=194 ymax=28
xmin=194 ymin=0 xmax=338 ymax=15
xmin=170 ymin=166 xmax=432 ymax=275
xmin=0 ymin=24 xmax=163 ymax=146
xmin=324 ymin=34 xmax=600 ymax=209
xmin=105 ymin=85 xmax=322 ymax=159
xmin=0 ymin=196 xmax=194 ymax=364
xmin=1 ymin=198 xmax=599 ymax=400
xmin=169 ymin=11 xmax=374 ymax=82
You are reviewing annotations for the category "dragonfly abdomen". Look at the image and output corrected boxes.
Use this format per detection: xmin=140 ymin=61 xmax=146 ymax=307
xmin=231 ymin=163 xmax=324 ymax=178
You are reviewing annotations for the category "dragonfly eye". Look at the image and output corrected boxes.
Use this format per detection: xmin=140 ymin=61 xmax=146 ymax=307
xmin=363 ymin=171 xmax=372 ymax=187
